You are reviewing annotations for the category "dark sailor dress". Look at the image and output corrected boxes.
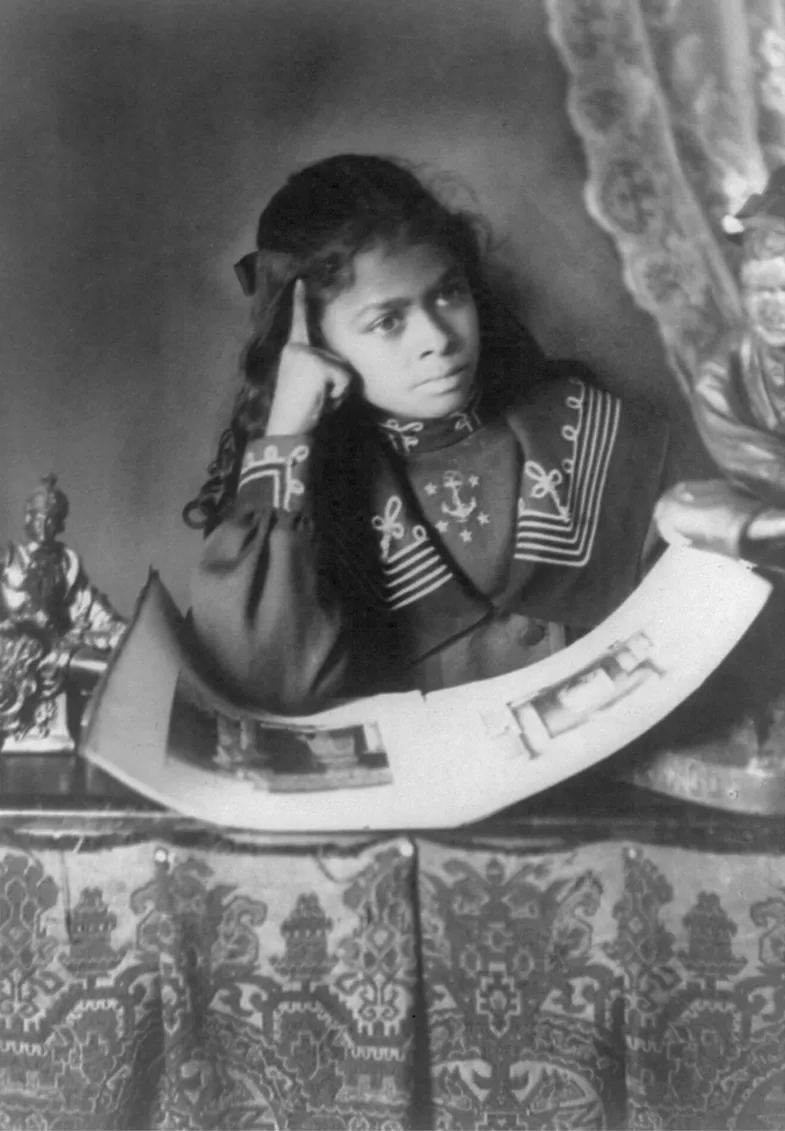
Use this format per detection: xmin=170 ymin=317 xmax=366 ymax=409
xmin=190 ymin=373 xmax=668 ymax=713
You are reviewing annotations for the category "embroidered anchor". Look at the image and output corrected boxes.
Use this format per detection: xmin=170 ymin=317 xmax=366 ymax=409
xmin=440 ymin=471 xmax=477 ymax=524
xmin=524 ymin=461 xmax=569 ymax=518
xmin=371 ymin=496 xmax=406 ymax=560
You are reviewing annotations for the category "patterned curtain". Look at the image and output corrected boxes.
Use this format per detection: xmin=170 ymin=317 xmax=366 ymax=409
xmin=546 ymin=0 xmax=785 ymax=394
xmin=2 ymin=822 xmax=785 ymax=1129
xmin=0 ymin=833 xmax=420 ymax=1130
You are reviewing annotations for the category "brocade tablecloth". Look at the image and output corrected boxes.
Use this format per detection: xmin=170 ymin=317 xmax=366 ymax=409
xmin=0 ymin=795 xmax=783 ymax=1130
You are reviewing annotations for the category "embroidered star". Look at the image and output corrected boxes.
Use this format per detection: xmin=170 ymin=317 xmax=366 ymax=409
xmin=436 ymin=519 xmax=449 ymax=533
xmin=468 ymin=475 xmax=480 ymax=487
xmin=459 ymin=529 xmax=473 ymax=543
xmin=424 ymin=482 xmax=438 ymax=496
xmin=477 ymin=512 xmax=490 ymax=526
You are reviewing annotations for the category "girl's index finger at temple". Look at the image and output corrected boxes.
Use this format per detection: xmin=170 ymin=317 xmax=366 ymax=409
xmin=288 ymin=279 xmax=311 ymax=344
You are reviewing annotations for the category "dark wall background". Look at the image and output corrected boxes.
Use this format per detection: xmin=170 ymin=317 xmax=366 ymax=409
xmin=0 ymin=0 xmax=711 ymax=614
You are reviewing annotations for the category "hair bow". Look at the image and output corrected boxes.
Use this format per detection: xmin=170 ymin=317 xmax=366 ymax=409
xmin=234 ymin=251 xmax=259 ymax=296
xmin=234 ymin=248 xmax=303 ymax=298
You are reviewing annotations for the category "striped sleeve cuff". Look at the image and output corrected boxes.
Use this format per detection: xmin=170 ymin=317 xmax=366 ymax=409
xmin=237 ymin=435 xmax=312 ymax=513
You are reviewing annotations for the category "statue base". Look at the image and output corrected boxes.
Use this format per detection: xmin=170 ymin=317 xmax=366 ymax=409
xmin=606 ymin=574 xmax=785 ymax=815
xmin=0 ymin=693 xmax=74 ymax=754
xmin=611 ymin=721 xmax=785 ymax=814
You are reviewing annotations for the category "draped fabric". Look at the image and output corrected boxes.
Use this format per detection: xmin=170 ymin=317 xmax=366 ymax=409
xmin=545 ymin=0 xmax=785 ymax=393
xmin=0 ymin=818 xmax=784 ymax=1129
xmin=0 ymin=831 xmax=419 ymax=1130
xmin=419 ymin=836 xmax=785 ymax=1130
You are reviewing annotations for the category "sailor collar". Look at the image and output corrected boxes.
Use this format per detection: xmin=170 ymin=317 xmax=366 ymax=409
xmin=373 ymin=389 xmax=484 ymax=457
xmin=321 ymin=374 xmax=668 ymax=666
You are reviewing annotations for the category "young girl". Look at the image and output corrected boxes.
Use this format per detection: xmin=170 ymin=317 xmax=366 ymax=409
xmin=185 ymin=154 xmax=667 ymax=713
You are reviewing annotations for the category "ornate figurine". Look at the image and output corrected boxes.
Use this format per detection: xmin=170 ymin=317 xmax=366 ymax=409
xmin=628 ymin=166 xmax=785 ymax=812
xmin=0 ymin=475 xmax=126 ymax=748
xmin=656 ymin=166 xmax=785 ymax=564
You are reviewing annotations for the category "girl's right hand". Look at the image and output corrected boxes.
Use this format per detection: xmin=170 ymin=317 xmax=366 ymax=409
xmin=265 ymin=280 xmax=353 ymax=435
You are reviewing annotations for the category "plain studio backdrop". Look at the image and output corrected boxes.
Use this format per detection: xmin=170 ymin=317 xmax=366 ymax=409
xmin=0 ymin=0 xmax=712 ymax=616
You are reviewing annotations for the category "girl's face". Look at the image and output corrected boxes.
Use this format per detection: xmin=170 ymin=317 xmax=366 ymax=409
xmin=318 ymin=240 xmax=480 ymax=419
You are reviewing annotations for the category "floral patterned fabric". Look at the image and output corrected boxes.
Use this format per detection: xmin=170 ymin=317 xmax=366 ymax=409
xmin=0 ymin=831 xmax=418 ymax=1130
xmin=0 ymin=821 xmax=783 ymax=1128
xmin=545 ymin=0 xmax=785 ymax=393
xmin=419 ymin=836 xmax=785 ymax=1129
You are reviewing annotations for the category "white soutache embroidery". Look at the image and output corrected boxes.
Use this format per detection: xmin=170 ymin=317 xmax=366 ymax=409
xmin=448 ymin=386 xmax=482 ymax=434
xmin=379 ymin=419 xmax=423 ymax=453
xmin=449 ymin=403 xmax=481 ymax=434
xmin=515 ymin=380 xmax=620 ymax=567
xmin=239 ymin=443 xmax=310 ymax=511
xmin=371 ymin=496 xmax=406 ymax=560
xmin=371 ymin=494 xmax=451 ymax=610
xmin=380 ymin=391 xmax=481 ymax=453
xmin=524 ymin=462 xmax=569 ymax=518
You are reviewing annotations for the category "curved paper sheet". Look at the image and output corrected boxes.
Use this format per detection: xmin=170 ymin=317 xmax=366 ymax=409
xmin=81 ymin=547 xmax=771 ymax=830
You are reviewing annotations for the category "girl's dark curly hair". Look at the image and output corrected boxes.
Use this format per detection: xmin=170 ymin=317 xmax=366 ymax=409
xmin=184 ymin=153 xmax=544 ymax=532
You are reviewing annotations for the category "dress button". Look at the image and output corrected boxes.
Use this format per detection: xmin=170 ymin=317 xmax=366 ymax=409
xmin=518 ymin=620 xmax=546 ymax=647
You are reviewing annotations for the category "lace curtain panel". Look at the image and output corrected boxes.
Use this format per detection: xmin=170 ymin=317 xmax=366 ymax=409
xmin=546 ymin=0 xmax=785 ymax=392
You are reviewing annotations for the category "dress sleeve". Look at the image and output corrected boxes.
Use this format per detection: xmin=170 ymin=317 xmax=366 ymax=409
xmin=189 ymin=434 xmax=350 ymax=713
